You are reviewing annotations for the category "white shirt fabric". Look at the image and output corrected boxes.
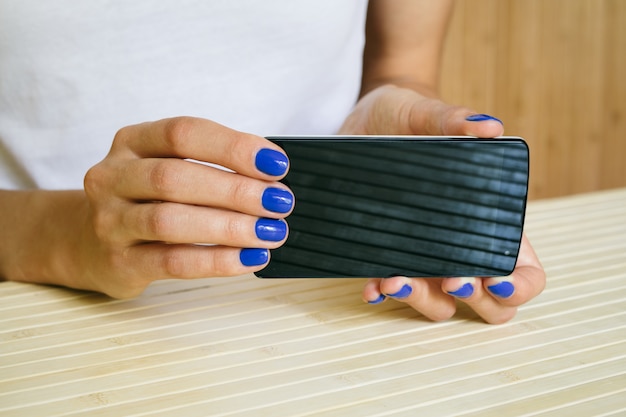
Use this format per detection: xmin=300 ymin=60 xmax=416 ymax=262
xmin=0 ymin=0 xmax=368 ymax=189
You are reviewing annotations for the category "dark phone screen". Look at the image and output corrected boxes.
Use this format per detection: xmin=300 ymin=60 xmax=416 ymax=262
xmin=257 ymin=137 xmax=529 ymax=278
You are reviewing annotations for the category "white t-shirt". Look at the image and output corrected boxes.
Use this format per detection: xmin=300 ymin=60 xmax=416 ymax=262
xmin=0 ymin=0 xmax=368 ymax=189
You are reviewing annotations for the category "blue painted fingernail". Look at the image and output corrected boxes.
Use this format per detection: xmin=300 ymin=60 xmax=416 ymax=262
xmin=367 ymin=294 xmax=386 ymax=305
xmin=255 ymin=218 xmax=287 ymax=241
xmin=488 ymin=281 xmax=515 ymax=298
xmin=255 ymin=148 xmax=289 ymax=176
xmin=262 ymin=187 xmax=294 ymax=213
xmin=387 ymin=284 xmax=412 ymax=299
xmin=465 ymin=113 xmax=503 ymax=124
xmin=240 ymin=248 xmax=269 ymax=266
xmin=448 ymin=282 xmax=474 ymax=298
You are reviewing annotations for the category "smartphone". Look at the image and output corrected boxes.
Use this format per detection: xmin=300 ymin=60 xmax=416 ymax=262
xmin=256 ymin=136 xmax=529 ymax=279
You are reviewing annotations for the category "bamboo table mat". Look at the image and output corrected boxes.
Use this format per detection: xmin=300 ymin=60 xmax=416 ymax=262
xmin=1 ymin=188 xmax=625 ymax=416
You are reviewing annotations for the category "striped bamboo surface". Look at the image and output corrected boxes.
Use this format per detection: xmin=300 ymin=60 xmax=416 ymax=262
xmin=1 ymin=188 xmax=625 ymax=416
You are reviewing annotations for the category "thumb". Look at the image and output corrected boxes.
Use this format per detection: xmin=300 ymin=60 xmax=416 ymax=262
xmin=407 ymin=96 xmax=505 ymax=138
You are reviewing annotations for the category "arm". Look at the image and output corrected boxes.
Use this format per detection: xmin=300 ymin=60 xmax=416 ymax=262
xmin=360 ymin=0 xmax=453 ymax=98
xmin=349 ymin=0 xmax=546 ymax=323
xmin=341 ymin=0 xmax=503 ymax=138
xmin=0 ymin=189 xmax=90 ymax=290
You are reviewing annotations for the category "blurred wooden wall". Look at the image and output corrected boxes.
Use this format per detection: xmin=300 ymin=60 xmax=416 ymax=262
xmin=440 ymin=0 xmax=626 ymax=200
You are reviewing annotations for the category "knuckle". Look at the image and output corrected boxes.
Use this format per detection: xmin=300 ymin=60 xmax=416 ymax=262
xmin=147 ymin=160 xmax=183 ymax=197
xmin=87 ymin=199 xmax=124 ymax=244
xmin=160 ymin=248 xmax=191 ymax=278
xmin=145 ymin=204 xmax=178 ymax=239
xmin=484 ymin=308 xmax=518 ymax=325
xmin=536 ymin=269 xmax=547 ymax=294
xmin=105 ymin=247 xmax=131 ymax=272
xmin=222 ymin=131 xmax=259 ymax=167
xmin=110 ymin=286 xmax=147 ymax=300
xmin=96 ymin=250 xmax=151 ymax=299
xmin=162 ymin=117 xmax=196 ymax=153
xmin=111 ymin=125 xmax=132 ymax=150
xmin=83 ymin=163 xmax=109 ymax=200
xmin=427 ymin=306 xmax=457 ymax=322
xmin=210 ymin=250 xmax=242 ymax=277
xmin=223 ymin=216 xmax=246 ymax=243
xmin=229 ymin=131 xmax=254 ymax=151
xmin=227 ymin=177 xmax=257 ymax=208
xmin=91 ymin=210 xmax=115 ymax=242
xmin=159 ymin=247 xmax=244 ymax=279
xmin=91 ymin=205 xmax=135 ymax=246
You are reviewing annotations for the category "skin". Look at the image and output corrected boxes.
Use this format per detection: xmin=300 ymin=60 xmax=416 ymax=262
xmin=0 ymin=118 xmax=293 ymax=299
xmin=346 ymin=0 xmax=546 ymax=324
xmin=0 ymin=0 xmax=545 ymax=322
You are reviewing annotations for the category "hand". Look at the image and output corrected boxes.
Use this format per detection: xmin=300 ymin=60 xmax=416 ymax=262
xmin=79 ymin=117 xmax=293 ymax=298
xmin=341 ymin=85 xmax=546 ymax=323
xmin=339 ymin=84 xmax=504 ymax=138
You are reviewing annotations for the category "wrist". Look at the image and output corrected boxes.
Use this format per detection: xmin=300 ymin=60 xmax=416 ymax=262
xmin=0 ymin=189 xmax=92 ymax=290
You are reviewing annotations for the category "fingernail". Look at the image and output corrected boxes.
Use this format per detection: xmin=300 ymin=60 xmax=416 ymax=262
xmin=255 ymin=148 xmax=289 ymax=176
xmin=488 ymin=281 xmax=515 ymax=298
xmin=447 ymin=282 xmax=474 ymax=298
xmin=255 ymin=218 xmax=287 ymax=241
xmin=240 ymin=248 xmax=269 ymax=266
xmin=367 ymin=294 xmax=386 ymax=305
xmin=387 ymin=284 xmax=412 ymax=299
xmin=465 ymin=113 xmax=503 ymax=124
xmin=262 ymin=187 xmax=294 ymax=213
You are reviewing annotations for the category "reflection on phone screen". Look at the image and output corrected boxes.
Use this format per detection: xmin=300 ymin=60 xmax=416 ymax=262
xmin=257 ymin=137 xmax=529 ymax=278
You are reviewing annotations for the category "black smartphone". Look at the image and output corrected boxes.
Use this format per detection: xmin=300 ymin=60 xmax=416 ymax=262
xmin=256 ymin=136 xmax=529 ymax=279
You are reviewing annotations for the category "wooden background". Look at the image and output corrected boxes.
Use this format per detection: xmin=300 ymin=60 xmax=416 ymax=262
xmin=440 ymin=0 xmax=625 ymax=200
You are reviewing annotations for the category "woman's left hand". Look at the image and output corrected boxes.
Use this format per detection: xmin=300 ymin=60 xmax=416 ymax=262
xmin=340 ymin=85 xmax=546 ymax=324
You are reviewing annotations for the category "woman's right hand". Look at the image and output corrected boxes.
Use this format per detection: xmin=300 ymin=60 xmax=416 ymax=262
xmin=78 ymin=116 xmax=292 ymax=298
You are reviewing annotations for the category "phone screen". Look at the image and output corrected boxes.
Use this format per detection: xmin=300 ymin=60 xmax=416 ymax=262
xmin=256 ymin=136 xmax=529 ymax=278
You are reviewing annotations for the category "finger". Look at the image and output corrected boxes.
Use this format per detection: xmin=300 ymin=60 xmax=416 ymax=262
xmin=129 ymin=244 xmax=270 ymax=280
xmin=122 ymin=202 xmax=289 ymax=247
xmin=378 ymin=276 xmax=457 ymax=322
xmin=442 ymin=277 xmax=518 ymax=324
xmin=484 ymin=234 xmax=546 ymax=307
xmin=462 ymin=113 xmax=506 ymax=137
xmin=362 ymin=278 xmax=386 ymax=304
xmin=114 ymin=158 xmax=294 ymax=217
xmin=407 ymin=97 xmax=505 ymax=138
xmin=112 ymin=117 xmax=289 ymax=180
xmin=443 ymin=235 xmax=546 ymax=324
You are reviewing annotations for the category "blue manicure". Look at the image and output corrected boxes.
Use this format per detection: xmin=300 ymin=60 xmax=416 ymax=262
xmin=262 ymin=187 xmax=293 ymax=213
xmin=368 ymin=294 xmax=386 ymax=305
xmin=488 ymin=281 xmax=515 ymax=298
xmin=255 ymin=148 xmax=289 ymax=176
xmin=465 ymin=113 xmax=503 ymax=124
xmin=448 ymin=282 xmax=474 ymax=298
xmin=387 ymin=284 xmax=412 ymax=299
xmin=255 ymin=218 xmax=287 ymax=242
xmin=240 ymin=248 xmax=269 ymax=267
